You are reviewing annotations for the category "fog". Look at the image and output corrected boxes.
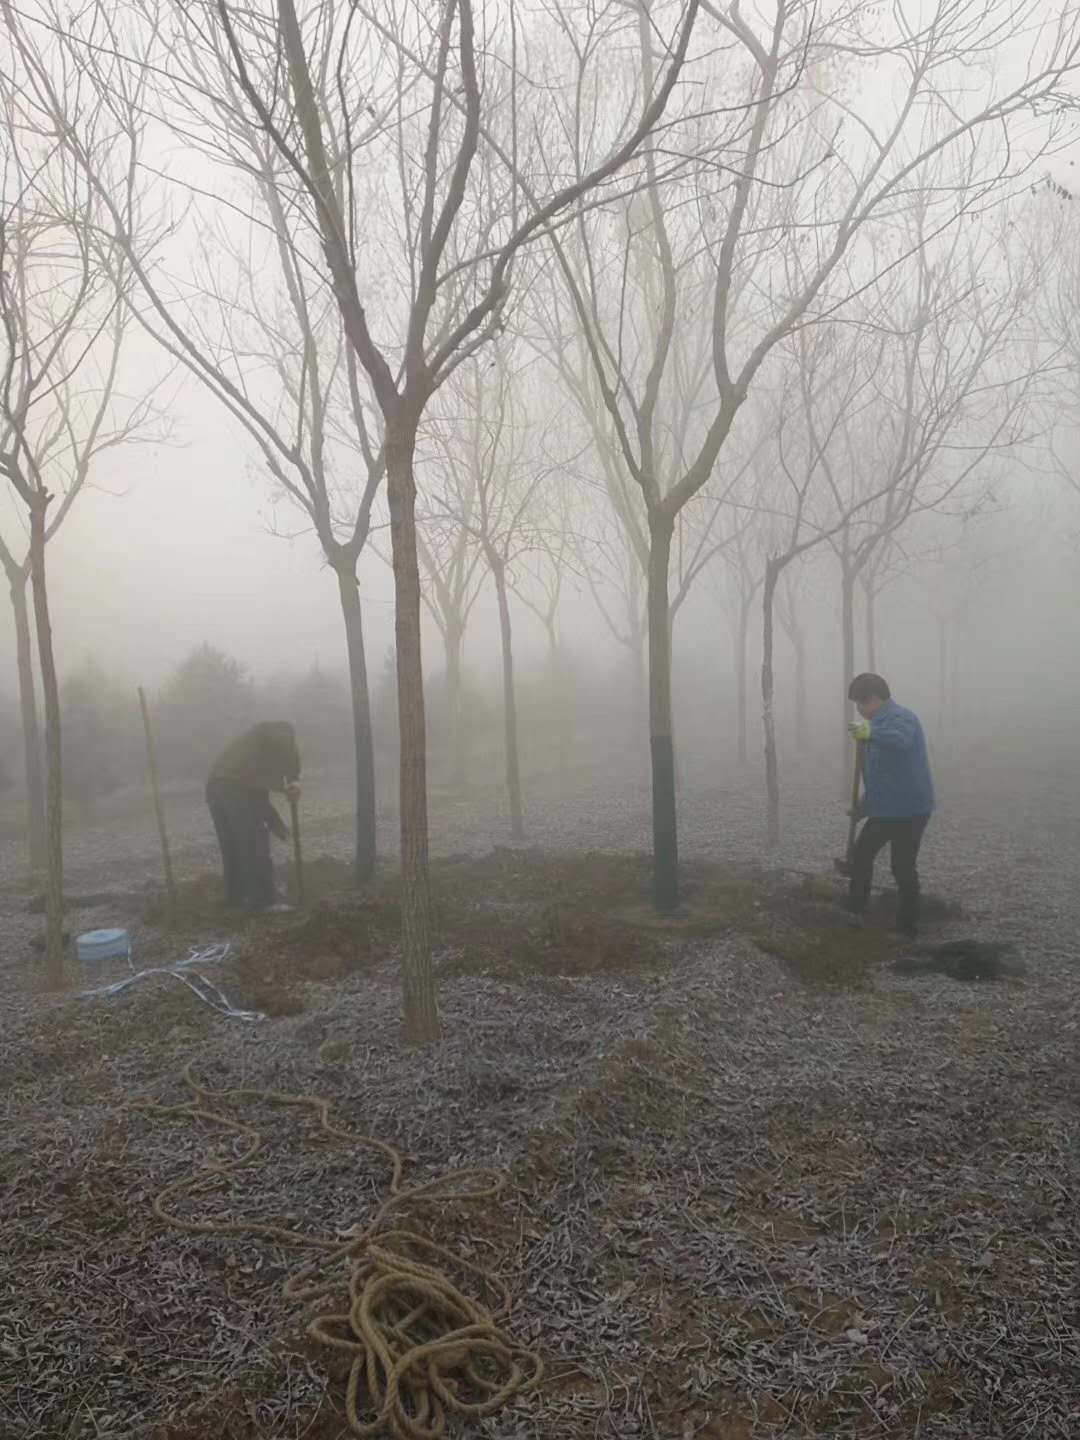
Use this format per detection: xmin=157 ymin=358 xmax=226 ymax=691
xmin=0 ymin=7 xmax=1076 ymax=823
xmin=3 ymin=376 xmax=1077 ymax=802
xmin=0 ymin=17 xmax=1076 ymax=838
xmin=6 ymin=5 xmax=1080 ymax=1437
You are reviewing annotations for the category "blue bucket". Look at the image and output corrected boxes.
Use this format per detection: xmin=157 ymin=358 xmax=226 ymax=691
xmin=76 ymin=928 xmax=131 ymax=964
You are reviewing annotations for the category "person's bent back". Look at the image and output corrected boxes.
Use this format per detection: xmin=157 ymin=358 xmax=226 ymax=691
xmin=209 ymin=720 xmax=300 ymax=792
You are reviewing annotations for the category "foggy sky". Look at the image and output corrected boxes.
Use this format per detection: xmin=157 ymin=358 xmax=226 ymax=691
xmin=1 ymin=13 xmax=1079 ymax=757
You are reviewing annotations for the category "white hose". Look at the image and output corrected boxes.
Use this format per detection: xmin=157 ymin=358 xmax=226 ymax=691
xmin=78 ymin=942 xmax=264 ymax=1022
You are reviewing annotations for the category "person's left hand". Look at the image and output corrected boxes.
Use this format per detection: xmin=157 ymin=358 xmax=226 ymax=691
xmin=848 ymin=719 xmax=871 ymax=743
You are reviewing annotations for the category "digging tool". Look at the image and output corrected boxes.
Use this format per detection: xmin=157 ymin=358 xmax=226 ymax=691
xmin=138 ymin=686 xmax=177 ymax=924
xmin=834 ymin=739 xmax=864 ymax=878
xmin=288 ymin=788 xmax=305 ymax=906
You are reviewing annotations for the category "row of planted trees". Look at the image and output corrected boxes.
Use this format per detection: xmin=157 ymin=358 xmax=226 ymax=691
xmin=2 ymin=0 xmax=1080 ymax=1037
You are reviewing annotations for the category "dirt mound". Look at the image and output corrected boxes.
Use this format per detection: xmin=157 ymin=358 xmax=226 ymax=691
xmin=280 ymin=854 xmax=357 ymax=906
xmin=539 ymin=903 xmax=659 ymax=971
xmin=442 ymin=901 xmax=666 ymax=980
xmin=228 ymin=901 xmax=384 ymax=1011
xmin=798 ymin=872 xmax=963 ymax=922
xmin=140 ymin=871 xmax=227 ymax=927
xmin=140 ymin=856 xmax=361 ymax=928
xmin=131 ymin=848 xmax=970 ymax=1005
xmin=752 ymin=926 xmax=876 ymax=989
xmin=740 ymin=870 xmax=916 ymax=988
xmin=275 ymin=901 xmax=379 ymax=970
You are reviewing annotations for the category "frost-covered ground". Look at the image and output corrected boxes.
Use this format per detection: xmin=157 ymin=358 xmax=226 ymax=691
xmin=0 ymin=753 xmax=1077 ymax=1439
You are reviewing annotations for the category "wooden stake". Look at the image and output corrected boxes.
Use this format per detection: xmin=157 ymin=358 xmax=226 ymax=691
xmin=289 ymin=790 xmax=305 ymax=906
xmin=138 ymin=686 xmax=177 ymax=923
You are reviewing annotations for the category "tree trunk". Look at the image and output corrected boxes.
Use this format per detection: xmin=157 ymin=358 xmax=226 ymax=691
xmin=949 ymin=632 xmax=960 ymax=739
xmin=445 ymin=617 xmax=466 ymax=790
xmin=336 ymin=564 xmax=377 ymax=885
xmin=668 ymin=608 xmax=682 ymax=791
xmin=791 ymin=614 xmax=808 ymax=753
xmin=735 ymin=596 xmax=750 ymax=766
xmin=841 ymin=565 xmax=856 ymax=777
xmin=937 ymin=616 xmax=948 ymax=741
xmin=547 ymin=625 xmax=568 ymax=775
xmin=631 ymin=617 xmax=647 ymax=741
xmin=647 ymin=513 xmax=678 ymax=911
xmin=28 ymin=501 xmax=63 ymax=987
xmin=490 ymin=554 xmax=524 ymax=840
xmin=762 ymin=558 xmax=781 ymax=849
xmin=865 ymin=584 xmax=877 ymax=672
xmin=9 ymin=571 xmax=45 ymax=871
xmin=385 ymin=420 xmax=439 ymax=1044
xmin=138 ymin=686 xmax=177 ymax=922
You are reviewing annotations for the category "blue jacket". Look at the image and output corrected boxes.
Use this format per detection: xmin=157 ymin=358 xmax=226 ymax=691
xmin=862 ymin=701 xmax=934 ymax=819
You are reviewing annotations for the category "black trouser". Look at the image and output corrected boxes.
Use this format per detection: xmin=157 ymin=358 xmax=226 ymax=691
xmin=205 ymin=778 xmax=275 ymax=909
xmin=847 ymin=814 xmax=930 ymax=933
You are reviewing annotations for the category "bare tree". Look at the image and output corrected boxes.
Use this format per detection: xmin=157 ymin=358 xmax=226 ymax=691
xmin=123 ymin=0 xmax=699 ymax=1041
xmin=510 ymin=477 xmax=579 ymax=775
xmin=0 ymin=286 xmax=160 ymax=875
xmin=1036 ymin=180 xmax=1080 ymax=501
xmin=569 ymin=504 xmax=648 ymax=732
xmin=427 ymin=351 xmax=554 ymax=838
xmin=856 ymin=535 xmax=911 ymax=675
xmin=756 ymin=199 xmax=1047 ymax=844
xmin=819 ymin=203 xmax=1050 ymax=762
xmin=416 ymin=510 xmax=484 ymax=792
xmin=0 ymin=547 xmax=43 ymax=866
xmin=548 ymin=0 xmax=1080 ymax=903
xmin=756 ymin=317 xmax=934 ymax=847
xmin=184 ymin=194 xmax=385 ymax=885
xmin=720 ymin=508 xmax=766 ymax=768
xmin=535 ymin=234 xmax=742 ymax=773
xmin=14 ymin=10 xmax=389 ymax=885
xmin=0 ymin=47 xmax=161 ymax=976
xmin=920 ymin=517 xmax=1017 ymax=740
xmin=774 ymin=561 xmax=812 ymax=753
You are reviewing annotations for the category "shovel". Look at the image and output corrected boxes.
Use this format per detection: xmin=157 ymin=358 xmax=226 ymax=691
xmin=834 ymin=740 xmax=863 ymax=878
xmin=288 ymin=789 xmax=305 ymax=906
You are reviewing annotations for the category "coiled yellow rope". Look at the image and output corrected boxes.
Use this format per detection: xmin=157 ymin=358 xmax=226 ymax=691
xmin=135 ymin=1064 xmax=543 ymax=1438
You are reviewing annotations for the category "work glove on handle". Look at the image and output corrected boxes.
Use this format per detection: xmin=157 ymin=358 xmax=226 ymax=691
xmin=285 ymin=781 xmax=301 ymax=801
xmin=848 ymin=719 xmax=871 ymax=743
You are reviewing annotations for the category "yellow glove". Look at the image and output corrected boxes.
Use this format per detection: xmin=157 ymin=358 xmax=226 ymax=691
xmin=848 ymin=719 xmax=871 ymax=743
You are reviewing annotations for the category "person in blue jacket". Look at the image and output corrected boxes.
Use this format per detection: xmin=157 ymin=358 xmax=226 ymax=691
xmin=846 ymin=673 xmax=934 ymax=937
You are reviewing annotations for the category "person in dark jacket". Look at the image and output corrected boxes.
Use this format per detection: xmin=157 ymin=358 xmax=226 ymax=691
xmin=205 ymin=721 xmax=301 ymax=911
xmin=846 ymin=674 xmax=934 ymax=937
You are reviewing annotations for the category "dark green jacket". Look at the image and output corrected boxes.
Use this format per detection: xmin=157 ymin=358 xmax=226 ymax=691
xmin=209 ymin=722 xmax=300 ymax=792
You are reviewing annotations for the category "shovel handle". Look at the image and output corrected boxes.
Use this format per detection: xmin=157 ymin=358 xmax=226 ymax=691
xmin=846 ymin=740 xmax=863 ymax=864
xmin=289 ymin=792 xmax=304 ymax=906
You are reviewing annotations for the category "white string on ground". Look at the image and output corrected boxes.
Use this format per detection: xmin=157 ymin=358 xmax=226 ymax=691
xmin=78 ymin=943 xmax=264 ymax=1022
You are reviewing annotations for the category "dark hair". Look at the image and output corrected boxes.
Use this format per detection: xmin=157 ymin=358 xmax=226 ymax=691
xmin=848 ymin=672 xmax=891 ymax=704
